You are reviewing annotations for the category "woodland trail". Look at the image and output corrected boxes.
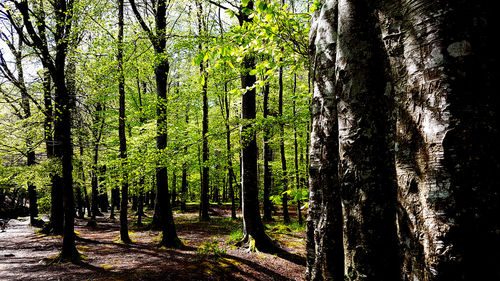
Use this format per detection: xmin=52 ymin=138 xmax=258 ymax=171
xmin=0 ymin=207 xmax=305 ymax=281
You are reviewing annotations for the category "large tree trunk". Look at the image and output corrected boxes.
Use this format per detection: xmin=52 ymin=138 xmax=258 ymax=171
xmin=129 ymin=0 xmax=181 ymax=247
xmin=379 ymin=0 xmax=500 ymax=279
xmin=306 ymin=1 xmax=344 ymax=279
xmin=15 ymin=0 xmax=79 ymax=260
xmin=154 ymin=0 xmax=181 ymax=248
xmin=336 ymin=0 xmax=400 ymax=279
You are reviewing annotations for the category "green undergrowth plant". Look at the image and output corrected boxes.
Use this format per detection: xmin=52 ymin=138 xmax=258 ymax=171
xmin=197 ymin=240 xmax=226 ymax=260
xmin=225 ymin=230 xmax=244 ymax=244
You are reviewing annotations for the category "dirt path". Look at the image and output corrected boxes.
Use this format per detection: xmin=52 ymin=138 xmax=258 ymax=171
xmin=0 ymin=208 xmax=306 ymax=280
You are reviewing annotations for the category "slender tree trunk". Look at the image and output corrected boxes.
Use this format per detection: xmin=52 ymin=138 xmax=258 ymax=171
xmin=292 ymin=78 xmax=302 ymax=226
xmin=91 ymin=104 xmax=103 ymax=220
xmin=197 ymin=0 xmax=210 ymax=221
xmin=180 ymin=109 xmax=189 ymax=212
xmin=278 ymin=65 xmax=290 ymax=223
xmin=117 ymin=0 xmax=131 ymax=243
xmin=44 ymin=71 xmax=63 ymax=232
xmin=10 ymin=36 xmax=40 ymax=226
xmin=221 ymin=83 xmax=237 ymax=219
xmin=171 ymin=170 xmax=177 ymax=207
xmin=238 ymin=0 xmax=277 ymax=253
xmin=262 ymin=81 xmax=273 ymax=222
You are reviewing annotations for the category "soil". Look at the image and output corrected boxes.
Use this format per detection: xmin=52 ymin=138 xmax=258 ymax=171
xmin=0 ymin=206 xmax=306 ymax=280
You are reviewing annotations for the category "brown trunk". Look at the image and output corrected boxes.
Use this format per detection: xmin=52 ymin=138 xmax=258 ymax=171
xmin=238 ymin=0 xmax=277 ymax=253
xmin=278 ymin=65 xmax=290 ymax=223
xmin=292 ymin=76 xmax=302 ymax=226
xmin=262 ymin=81 xmax=273 ymax=222
xmin=117 ymin=0 xmax=131 ymax=243
xmin=198 ymin=0 xmax=210 ymax=221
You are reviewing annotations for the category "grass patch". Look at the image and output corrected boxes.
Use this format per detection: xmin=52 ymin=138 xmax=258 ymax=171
xmin=225 ymin=230 xmax=244 ymax=244
xmin=197 ymin=240 xmax=226 ymax=260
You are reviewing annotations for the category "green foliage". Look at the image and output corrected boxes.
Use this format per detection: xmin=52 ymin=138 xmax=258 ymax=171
xmin=0 ymin=0 xmax=312 ymax=217
xmin=226 ymin=230 xmax=244 ymax=244
xmin=197 ymin=240 xmax=226 ymax=259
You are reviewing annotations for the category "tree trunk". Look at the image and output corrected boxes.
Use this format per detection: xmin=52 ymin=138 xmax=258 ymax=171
xmin=198 ymin=0 xmax=210 ymax=221
xmin=292 ymin=76 xmax=302 ymax=226
xmin=117 ymin=0 xmax=131 ymax=243
xmin=278 ymin=65 xmax=290 ymax=224
xmin=180 ymin=109 xmax=189 ymax=212
xmin=379 ymin=0 xmax=500 ymax=279
xmin=223 ymin=83 xmax=237 ymax=219
xmin=238 ymin=0 xmax=276 ymax=253
xmin=336 ymin=0 xmax=400 ymax=279
xmin=306 ymin=1 xmax=344 ymax=279
xmin=262 ymin=81 xmax=273 ymax=222
xmin=171 ymin=170 xmax=177 ymax=207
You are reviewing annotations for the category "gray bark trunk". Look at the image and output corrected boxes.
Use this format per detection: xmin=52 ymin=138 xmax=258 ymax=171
xmin=306 ymin=1 xmax=344 ymax=279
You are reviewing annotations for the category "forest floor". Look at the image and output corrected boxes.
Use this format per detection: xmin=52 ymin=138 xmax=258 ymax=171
xmin=0 ymin=204 xmax=306 ymax=280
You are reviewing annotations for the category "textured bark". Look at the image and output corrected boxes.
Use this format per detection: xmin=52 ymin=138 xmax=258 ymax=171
xmin=306 ymin=1 xmax=344 ymax=279
xmin=336 ymin=0 xmax=400 ymax=280
xmin=378 ymin=0 xmax=500 ymax=280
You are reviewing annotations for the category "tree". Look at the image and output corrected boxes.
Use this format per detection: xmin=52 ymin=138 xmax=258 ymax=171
xmin=129 ymin=0 xmax=182 ymax=248
xmin=197 ymin=0 xmax=210 ymax=221
xmin=262 ymin=79 xmax=273 ymax=221
xmin=11 ymin=0 xmax=80 ymax=261
xmin=307 ymin=0 xmax=500 ymax=280
xmin=306 ymin=1 xmax=343 ymax=279
xmin=0 ymin=21 xmax=42 ymax=227
xmin=238 ymin=0 xmax=277 ymax=252
xmin=380 ymin=0 xmax=499 ymax=279
xmin=117 ymin=0 xmax=131 ymax=243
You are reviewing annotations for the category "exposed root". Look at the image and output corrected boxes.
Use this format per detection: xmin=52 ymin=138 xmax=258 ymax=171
xmin=47 ymin=250 xmax=84 ymax=265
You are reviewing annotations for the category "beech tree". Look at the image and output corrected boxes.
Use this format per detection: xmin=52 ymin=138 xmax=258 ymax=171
xmin=129 ymin=0 xmax=182 ymax=248
xmin=8 ymin=0 xmax=80 ymax=261
xmin=307 ymin=0 xmax=500 ymax=280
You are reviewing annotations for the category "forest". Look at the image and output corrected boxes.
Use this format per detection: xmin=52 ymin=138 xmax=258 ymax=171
xmin=0 ymin=0 xmax=498 ymax=280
